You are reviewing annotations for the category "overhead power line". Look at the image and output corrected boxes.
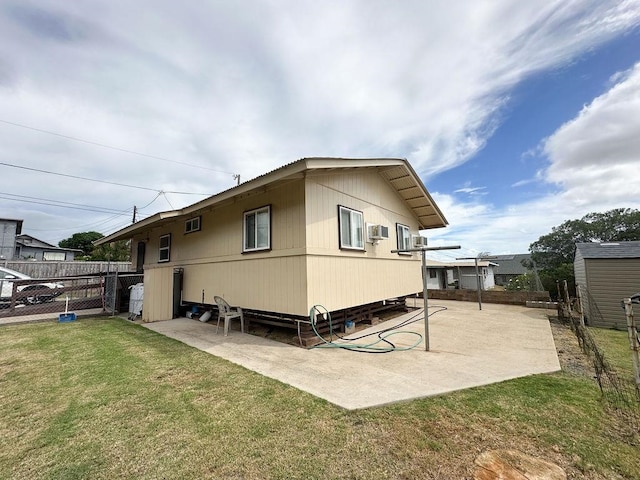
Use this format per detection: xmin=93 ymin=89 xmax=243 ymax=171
xmin=0 ymin=118 xmax=236 ymax=175
xmin=0 ymin=161 xmax=212 ymax=195
xmin=0 ymin=191 xmax=133 ymax=215
xmin=26 ymin=212 xmax=131 ymax=233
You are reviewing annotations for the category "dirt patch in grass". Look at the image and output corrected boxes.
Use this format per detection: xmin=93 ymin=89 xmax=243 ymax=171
xmin=548 ymin=316 xmax=595 ymax=379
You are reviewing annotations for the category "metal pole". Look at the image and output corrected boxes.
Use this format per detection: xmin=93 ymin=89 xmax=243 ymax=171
xmin=421 ymin=249 xmax=429 ymax=351
xmin=474 ymin=257 xmax=482 ymax=310
xmin=456 ymin=255 xmax=496 ymax=310
xmin=391 ymin=244 xmax=461 ymax=352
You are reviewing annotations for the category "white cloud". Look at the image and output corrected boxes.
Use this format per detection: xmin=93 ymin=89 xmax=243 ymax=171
xmin=0 ymin=1 xmax=639 ymax=245
xmin=453 ymin=185 xmax=488 ymax=196
xmin=430 ymin=62 xmax=640 ymax=255
xmin=543 ymin=62 xmax=640 ymax=209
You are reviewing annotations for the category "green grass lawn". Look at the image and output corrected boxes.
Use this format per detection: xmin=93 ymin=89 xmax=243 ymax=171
xmin=589 ymin=327 xmax=636 ymax=377
xmin=0 ymin=318 xmax=638 ymax=479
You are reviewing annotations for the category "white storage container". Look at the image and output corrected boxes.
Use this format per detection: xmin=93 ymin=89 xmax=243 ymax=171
xmin=128 ymin=283 xmax=144 ymax=319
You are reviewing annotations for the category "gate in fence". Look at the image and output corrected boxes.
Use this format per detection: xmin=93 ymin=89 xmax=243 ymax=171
xmin=103 ymin=272 xmax=118 ymax=315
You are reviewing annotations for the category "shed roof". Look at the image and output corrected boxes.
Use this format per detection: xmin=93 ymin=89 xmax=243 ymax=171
xmin=96 ymin=157 xmax=448 ymax=245
xmin=575 ymin=241 xmax=640 ymax=259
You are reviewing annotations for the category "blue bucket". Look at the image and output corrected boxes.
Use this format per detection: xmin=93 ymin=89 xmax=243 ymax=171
xmin=58 ymin=312 xmax=77 ymax=323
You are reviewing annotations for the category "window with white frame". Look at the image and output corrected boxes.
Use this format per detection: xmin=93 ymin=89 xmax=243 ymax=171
xmin=43 ymin=251 xmax=66 ymax=261
xmin=396 ymin=223 xmax=411 ymax=254
xmin=243 ymin=205 xmax=271 ymax=252
xmin=338 ymin=205 xmax=364 ymax=250
xmin=185 ymin=216 xmax=201 ymax=233
xmin=159 ymin=234 xmax=171 ymax=262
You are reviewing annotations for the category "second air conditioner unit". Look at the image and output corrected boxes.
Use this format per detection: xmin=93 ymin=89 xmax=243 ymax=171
xmin=367 ymin=224 xmax=390 ymax=241
xmin=412 ymin=235 xmax=428 ymax=248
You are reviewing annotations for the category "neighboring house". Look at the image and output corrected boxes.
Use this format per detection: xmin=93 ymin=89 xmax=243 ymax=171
xmin=491 ymin=254 xmax=532 ymax=286
xmin=15 ymin=234 xmax=83 ymax=261
xmin=428 ymin=260 xmax=497 ymax=290
xmin=574 ymin=241 xmax=640 ymax=329
xmin=96 ymin=158 xmax=448 ymax=323
xmin=0 ymin=218 xmax=23 ymax=260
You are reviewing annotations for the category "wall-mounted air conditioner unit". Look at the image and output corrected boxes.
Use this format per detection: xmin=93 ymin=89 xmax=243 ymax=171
xmin=367 ymin=224 xmax=390 ymax=241
xmin=412 ymin=235 xmax=428 ymax=248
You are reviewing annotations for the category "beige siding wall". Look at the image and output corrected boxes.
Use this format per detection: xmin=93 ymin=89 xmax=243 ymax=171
xmin=304 ymin=170 xmax=424 ymax=311
xmin=141 ymin=180 xmax=307 ymax=320
xmin=305 ymin=170 xmax=419 ymax=254
xmin=142 ymin=266 xmax=174 ymax=322
xmin=181 ymin=255 xmax=307 ymax=315
xmin=584 ymin=258 xmax=640 ymax=329
xmin=306 ymin=256 xmax=422 ymax=311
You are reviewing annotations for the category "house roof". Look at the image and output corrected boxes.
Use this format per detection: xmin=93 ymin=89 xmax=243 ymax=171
xmin=96 ymin=157 xmax=448 ymax=245
xmin=575 ymin=241 xmax=640 ymax=260
xmin=16 ymin=234 xmax=83 ymax=253
xmin=490 ymin=254 xmax=531 ymax=275
xmin=426 ymin=259 xmax=497 ymax=268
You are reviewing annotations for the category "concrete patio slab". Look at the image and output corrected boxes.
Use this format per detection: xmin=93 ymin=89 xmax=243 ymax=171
xmin=142 ymin=299 xmax=560 ymax=410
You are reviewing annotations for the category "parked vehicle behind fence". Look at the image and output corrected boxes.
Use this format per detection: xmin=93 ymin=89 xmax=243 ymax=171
xmin=0 ymin=266 xmax=64 ymax=306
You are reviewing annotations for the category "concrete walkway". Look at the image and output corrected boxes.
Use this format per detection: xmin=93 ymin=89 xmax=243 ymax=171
xmin=142 ymin=299 xmax=560 ymax=410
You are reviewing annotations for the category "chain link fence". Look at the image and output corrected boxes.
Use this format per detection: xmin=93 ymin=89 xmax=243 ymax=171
xmin=1 ymin=268 xmax=143 ymax=321
xmin=559 ymin=284 xmax=640 ymax=434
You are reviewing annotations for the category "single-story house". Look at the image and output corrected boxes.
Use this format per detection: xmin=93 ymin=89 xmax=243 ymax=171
xmin=491 ymin=254 xmax=532 ymax=286
xmin=427 ymin=260 xmax=497 ymax=290
xmin=15 ymin=234 xmax=83 ymax=261
xmin=96 ymin=158 xmax=448 ymax=324
xmin=574 ymin=241 xmax=640 ymax=329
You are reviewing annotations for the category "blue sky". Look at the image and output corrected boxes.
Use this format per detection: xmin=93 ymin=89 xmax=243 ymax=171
xmin=437 ymin=29 xmax=640 ymax=198
xmin=0 ymin=1 xmax=639 ymax=259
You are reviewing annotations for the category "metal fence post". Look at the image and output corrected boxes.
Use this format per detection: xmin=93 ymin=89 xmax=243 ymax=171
xmin=111 ymin=270 xmax=118 ymax=315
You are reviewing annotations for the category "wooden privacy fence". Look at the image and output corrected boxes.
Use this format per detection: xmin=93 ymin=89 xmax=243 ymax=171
xmin=1 ymin=261 xmax=133 ymax=278
xmin=426 ymin=289 xmax=551 ymax=305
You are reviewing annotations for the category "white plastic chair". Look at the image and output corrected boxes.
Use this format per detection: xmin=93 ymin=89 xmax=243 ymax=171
xmin=214 ymin=296 xmax=245 ymax=336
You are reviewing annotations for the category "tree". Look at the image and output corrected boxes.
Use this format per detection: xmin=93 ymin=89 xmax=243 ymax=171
xmin=528 ymin=208 xmax=640 ymax=298
xmin=59 ymin=231 xmax=104 ymax=257
xmin=58 ymin=232 xmax=131 ymax=261
xmin=529 ymin=208 xmax=640 ymax=269
xmin=90 ymin=240 xmax=131 ymax=261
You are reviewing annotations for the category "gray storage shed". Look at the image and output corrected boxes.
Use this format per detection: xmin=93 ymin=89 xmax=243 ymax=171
xmin=574 ymin=241 xmax=640 ymax=329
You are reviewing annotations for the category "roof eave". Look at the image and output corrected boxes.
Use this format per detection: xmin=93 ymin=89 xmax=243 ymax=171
xmin=95 ymin=210 xmax=181 ymax=245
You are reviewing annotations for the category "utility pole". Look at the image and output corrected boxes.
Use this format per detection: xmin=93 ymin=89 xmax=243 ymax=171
xmin=132 ymin=205 xmax=137 ymax=223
